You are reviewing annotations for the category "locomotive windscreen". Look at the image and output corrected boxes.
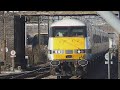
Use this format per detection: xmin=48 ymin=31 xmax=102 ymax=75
xmin=50 ymin=26 xmax=86 ymax=37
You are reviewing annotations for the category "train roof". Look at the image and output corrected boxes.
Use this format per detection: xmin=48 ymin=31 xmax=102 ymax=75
xmin=51 ymin=18 xmax=85 ymax=27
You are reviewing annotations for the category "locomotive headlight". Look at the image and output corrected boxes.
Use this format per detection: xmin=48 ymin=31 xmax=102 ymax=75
xmin=57 ymin=50 xmax=61 ymax=54
xmin=77 ymin=50 xmax=81 ymax=53
xmin=53 ymin=50 xmax=64 ymax=54
xmin=55 ymin=50 xmax=58 ymax=54
xmin=74 ymin=50 xmax=85 ymax=53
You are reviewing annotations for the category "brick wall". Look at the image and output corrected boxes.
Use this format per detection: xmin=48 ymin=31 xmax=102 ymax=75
xmin=0 ymin=14 xmax=14 ymax=65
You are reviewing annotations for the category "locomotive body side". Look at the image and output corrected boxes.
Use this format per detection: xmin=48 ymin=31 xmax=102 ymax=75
xmin=85 ymin=24 xmax=109 ymax=61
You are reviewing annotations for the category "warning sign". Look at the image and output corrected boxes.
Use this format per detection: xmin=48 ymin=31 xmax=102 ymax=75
xmin=10 ymin=50 xmax=16 ymax=56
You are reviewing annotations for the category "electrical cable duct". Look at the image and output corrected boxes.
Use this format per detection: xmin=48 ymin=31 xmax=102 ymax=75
xmin=96 ymin=11 xmax=120 ymax=33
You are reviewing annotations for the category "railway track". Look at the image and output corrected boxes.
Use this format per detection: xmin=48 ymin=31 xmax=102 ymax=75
xmin=10 ymin=66 xmax=50 ymax=79
xmin=42 ymin=75 xmax=81 ymax=79
xmin=0 ymin=73 xmax=25 ymax=79
xmin=26 ymin=71 xmax=50 ymax=79
xmin=0 ymin=65 xmax=50 ymax=79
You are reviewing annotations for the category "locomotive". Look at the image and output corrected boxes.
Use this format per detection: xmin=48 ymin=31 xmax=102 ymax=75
xmin=48 ymin=18 xmax=109 ymax=78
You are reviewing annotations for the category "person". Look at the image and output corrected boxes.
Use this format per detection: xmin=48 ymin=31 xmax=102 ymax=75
xmin=56 ymin=32 xmax=63 ymax=37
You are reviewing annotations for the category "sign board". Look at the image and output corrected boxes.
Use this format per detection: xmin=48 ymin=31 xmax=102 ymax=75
xmin=105 ymin=52 xmax=113 ymax=60
xmin=10 ymin=50 xmax=16 ymax=56
xmin=105 ymin=61 xmax=113 ymax=64
xmin=105 ymin=52 xmax=109 ymax=61
xmin=105 ymin=61 xmax=108 ymax=64
xmin=1 ymin=47 xmax=8 ymax=52
xmin=111 ymin=61 xmax=113 ymax=64
xmin=10 ymin=55 xmax=16 ymax=58
xmin=25 ymin=56 xmax=28 ymax=59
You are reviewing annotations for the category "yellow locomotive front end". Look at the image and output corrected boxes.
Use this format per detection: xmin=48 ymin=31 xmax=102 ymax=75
xmin=48 ymin=26 xmax=87 ymax=66
xmin=48 ymin=18 xmax=88 ymax=78
xmin=53 ymin=37 xmax=85 ymax=61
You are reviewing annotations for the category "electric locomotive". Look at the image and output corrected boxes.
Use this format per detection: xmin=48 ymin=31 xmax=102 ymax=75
xmin=48 ymin=18 xmax=109 ymax=78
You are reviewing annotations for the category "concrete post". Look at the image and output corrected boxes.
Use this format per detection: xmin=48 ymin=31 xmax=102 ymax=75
xmin=118 ymin=34 xmax=120 ymax=78
xmin=11 ymin=57 xmax=15 ymax=71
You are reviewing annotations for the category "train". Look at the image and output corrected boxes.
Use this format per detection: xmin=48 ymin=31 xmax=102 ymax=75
xmin=47 ymin=18 xmax=109 ymax=79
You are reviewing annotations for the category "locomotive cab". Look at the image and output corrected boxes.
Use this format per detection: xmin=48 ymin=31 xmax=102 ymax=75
xmin=48 ymin=18 xmax=89 ymax=78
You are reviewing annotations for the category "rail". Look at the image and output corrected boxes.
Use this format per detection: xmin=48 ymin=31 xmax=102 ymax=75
xmin=0 ymin=65 xmax=50 ymax=79
xmin=10 ymin=66 xmax=50 ymax=79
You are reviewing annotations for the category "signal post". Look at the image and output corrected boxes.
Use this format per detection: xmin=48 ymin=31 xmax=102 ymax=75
xmin=10 ymin=50 xmax=16 ymax=71
xmin=118 ymin=34 xmax=120 ymax=78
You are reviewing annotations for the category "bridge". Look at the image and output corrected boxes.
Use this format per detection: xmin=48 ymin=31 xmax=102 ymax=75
xmin=1 ymin=11 xmax=119 ymax=16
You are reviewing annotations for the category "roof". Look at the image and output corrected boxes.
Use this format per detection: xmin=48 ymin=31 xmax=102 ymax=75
xmin=6 ymin=11 xmax=97 ymax=16
xmin=0 ymin=11 xmax=118 ymax=16
xmin=51 ymin=18 xmax=85 ymax=27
